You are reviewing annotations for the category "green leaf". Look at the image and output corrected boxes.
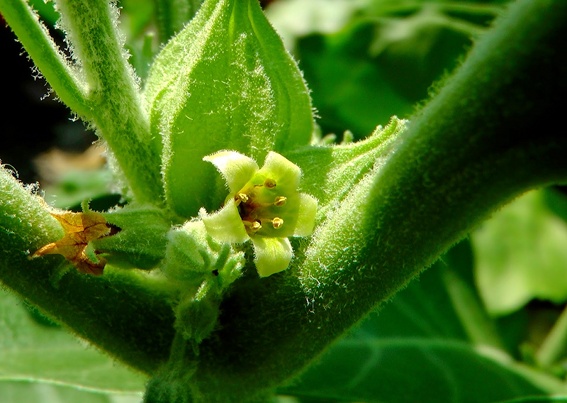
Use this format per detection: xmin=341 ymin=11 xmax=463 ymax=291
xmin=473 ymin=189 xmax=567 ymax=316
xmin=265 ymin=0 xmax=363 ymax=51
xmin=144 ymin=0 xmax=314 ymax=218
xmin=281 ymin=244 xmax=564 ymax=402
xmin=43 ymin=169 xmax=115 ymax=210
xmin=29 ymin=0 xmax=59 ymax=27
xmin=291 ymin=2 xmax=487 ymax=138
xmin=0 ymin=289 xmax=146 ymax=392
xmin=295 ymin=25 xmax=414 ymax=138
xmin=0 ymin=380 xmax=141 ymax=403
xmin=287 ymin=116 xmax=405 ymax=217
xmin=345 ymin=240 xmax=498 ymax=345
xmin=349 ymin=246 xmax=472 ymax=342
xmin=282 ymin=340 xmax=559 ymax=403
xmin=441 ymin=240 xmax=505 ymax=349
xmin=499 ymin=398 xmax=567 ymax=403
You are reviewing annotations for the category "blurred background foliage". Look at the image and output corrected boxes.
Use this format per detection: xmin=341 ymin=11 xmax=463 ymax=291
xmin=2 ymin=0 xmax=567 ymax=402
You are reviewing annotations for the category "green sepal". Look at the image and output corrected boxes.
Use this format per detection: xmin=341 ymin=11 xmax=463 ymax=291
xmin=161 ymin=221 xmax=245 ymax=290
xmin=91 ymin=204 xmax=171 ymax=270
xmin=174 ymin=280 xmax=221 ymax=343
xmin=163 ymin=221 xmax=245 ymax=343
xmin=143 ymin=0 xmax=315 ymax=218
xmin=162 ymin=221 xmax=212 ymax=287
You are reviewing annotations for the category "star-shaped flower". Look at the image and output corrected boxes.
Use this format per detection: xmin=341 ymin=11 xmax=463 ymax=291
xmin=200 ymin=151 xmax=317 ymax=277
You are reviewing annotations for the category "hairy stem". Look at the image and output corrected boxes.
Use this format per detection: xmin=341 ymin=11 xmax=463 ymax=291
xmin=0 ymin=168 xmax=174 ymax=374
xmin=1 ymin=0 xmax=567 ymax=400
xmin=184 ymin=0 xmax=567 ymax=399
xmin=55 ymin=0 xmax=163 ymax=204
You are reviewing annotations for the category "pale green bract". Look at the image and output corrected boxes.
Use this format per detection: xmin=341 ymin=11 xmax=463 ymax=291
xmin=200 ymin=151 xmax=317 ymax=277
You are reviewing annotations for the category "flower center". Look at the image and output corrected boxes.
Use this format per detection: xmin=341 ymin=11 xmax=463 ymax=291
xmin=234 ymin=178 xmax=287 ymax=236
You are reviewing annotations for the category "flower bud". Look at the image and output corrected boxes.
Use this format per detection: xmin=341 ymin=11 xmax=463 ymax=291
xmin=143 ymin=0 xmax=315 ymax=218
xmin=91 ymin=204 xmax=170 ymax=270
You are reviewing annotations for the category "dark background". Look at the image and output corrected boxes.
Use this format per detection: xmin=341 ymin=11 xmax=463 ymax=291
xmin=1 ymin=18 xmax=97 ymax=185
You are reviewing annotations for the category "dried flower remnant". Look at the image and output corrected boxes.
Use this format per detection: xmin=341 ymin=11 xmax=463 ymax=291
xmin=32 ymin=208 xmax=114 ymax=275
xmin=200 ymin=151 xmax=317 ymax=277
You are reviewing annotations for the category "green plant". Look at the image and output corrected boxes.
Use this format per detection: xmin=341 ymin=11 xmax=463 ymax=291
xmin=1 ymin=0 xmax=567 ymax=402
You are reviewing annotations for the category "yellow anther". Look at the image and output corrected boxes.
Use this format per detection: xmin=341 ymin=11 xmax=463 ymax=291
xmin=264 ymin=178 xmax=276 ymax=188
xmin=235 ymin=193 xmax=249 ymax=204
xmin=244 ymin=220 xmax=262 ymax=232
xmin=274 ymin=196 xmax=287 ymax=206
xmin=272 ymin=217 xmax=284 ymax=229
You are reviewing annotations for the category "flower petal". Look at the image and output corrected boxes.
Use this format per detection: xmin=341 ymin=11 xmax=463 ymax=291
xmin=252 ymin=237 xmax=293 ymax=277
xmin=203 ymin=150 xmax=259 ymax=194
xmin=258 ymin=151 xmax=301 ymax=189
xmin=293 ymin=194 xmax=318 ymax=237
xmin=200 ymin=199 xmax=249 ymax=243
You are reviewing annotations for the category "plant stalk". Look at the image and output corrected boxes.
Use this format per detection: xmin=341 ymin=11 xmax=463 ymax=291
xmin=185 ymin=0 xmax=567 ymax=399
xmin=54 ymin=0 xmax=163 ymax=204
xmin=0 ymin=168 xmax=174 ymax=374
xmin=1 ymin=0 xmax=567 ymax=400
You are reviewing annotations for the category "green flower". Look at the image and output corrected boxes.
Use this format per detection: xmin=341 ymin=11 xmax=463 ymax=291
xmin=200 ymin=151 xmax=317 ymax=277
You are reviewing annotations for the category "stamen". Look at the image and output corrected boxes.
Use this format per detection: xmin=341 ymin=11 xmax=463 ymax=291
xmin=272 ymin=217 xmax=284 ymax=229
xmin=235 ymin=193 xmax=249 ymax=204
xmin=264 ymin=178 xmax=276 ymax=188
xmin=274 ymin=196 xmax=287 ymax=206
xmin=244 ymin=220 xmax=262 ymax=232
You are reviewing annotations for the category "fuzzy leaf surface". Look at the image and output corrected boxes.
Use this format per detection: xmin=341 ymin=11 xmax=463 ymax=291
xmin=281 ymin=244 xmax=564 ymax=402
xmin=144 ymin=0 xmax=314 ymax=218
xmin=473 ymin=189 xmax=567 ymax=315
xmin=0 ymin=289 xmax=146 ymax=392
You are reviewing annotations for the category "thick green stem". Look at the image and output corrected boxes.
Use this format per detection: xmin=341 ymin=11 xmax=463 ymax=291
xmin=2 ymin=0 xmax=567 ymax=400
xmin=0 ymin=0 xmax=90 ymax=117
xmin=0 ymin=168 xmax=174 ymax=374
xmin=183 ymin=0 xmax=567 ymax=399
xmin=54 ymin=0 xmax=163 ymax=204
